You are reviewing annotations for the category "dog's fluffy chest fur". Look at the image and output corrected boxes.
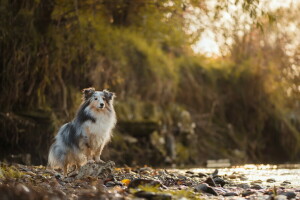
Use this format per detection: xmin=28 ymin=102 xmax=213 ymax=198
xmin=83 ymin=109 xmax=116 ymax=149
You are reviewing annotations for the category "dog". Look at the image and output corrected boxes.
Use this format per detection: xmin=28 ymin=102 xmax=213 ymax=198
xmin=48 ymin=87 xmax=116 ymax=175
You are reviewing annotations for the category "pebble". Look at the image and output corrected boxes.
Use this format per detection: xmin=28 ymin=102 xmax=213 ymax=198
xmin=251 ymin=180 xmax=263 ymax=184
xmin=242 ymin=190 xmax=256 ymax=197
xmin=266 ymin=178 xmax=276 ymax=183
xmin=134 ymin=191 xmax=172 ymax=200
xmin=236 ymin=183 xmax=250 ymax=189
xmin=223 ymin=192 xmax=238 ymax=196
xmin=105 ymin=181 xmax=116 ymax=187
xmin=212 ymin=169 xmax=219 ymax=178
xmin=279 ymin=192 xmax=296 ymax=199
xmin=251 ymin=184 xmax=264 ymax=190
xmin=204 ymin=177 xmax=216 ymax=187
xmin=282 ymin=181 xmax=291 ymax=184
xmin=194 ymin=183 xmax=218 ymax=196
xmin=213 ymin=177 xmax=226 ymax=187
xmin=198 ymin=172 xmax=208 ymax=178
xmin=275 ymin=195 xmax=288 ymax=200
xmin=128 ymin=179 xmax=162 ymax=188
xmin=185 ymin=171 xmax=194 ymax=174
xmin=228 ymin=175 xmax=237 ymax=179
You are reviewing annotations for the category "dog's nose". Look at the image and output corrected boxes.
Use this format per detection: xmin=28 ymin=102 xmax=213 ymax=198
xmin=100 ymin=103 xmax=104 ymax=107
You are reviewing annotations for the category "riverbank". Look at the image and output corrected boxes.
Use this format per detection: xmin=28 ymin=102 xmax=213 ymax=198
xmin=0 ymin=162 xmax=299 ymax=199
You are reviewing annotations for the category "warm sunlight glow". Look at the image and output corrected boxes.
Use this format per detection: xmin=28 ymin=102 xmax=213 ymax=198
xmin=192 ymin=0 xmax=300 ymax=57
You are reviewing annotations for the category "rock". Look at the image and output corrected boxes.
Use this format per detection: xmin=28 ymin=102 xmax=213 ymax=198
xmin=105 ymin=181 xmax=116 ymax=187
xmin=128 ymin=179 xmax=162 ymax=188
xmin=185 ymin=171 xmax=194 ymax=174
xmin=198 ymin=173 xmax=208 ymax=178
xmin=228 ymin=175 xmax=237 ymax=179
xmin=251 ymin=180 xmax=263 ymax=184
xmin=213 ymin=177 xmax=226 ymax=187
xmin=223 ymin=192 xmax=238 ymax=196
xmin=212 ymin=169 xmax=218 ymax=178
xmin=251 ymin=184 xmax=264 ymax=190
xmin=242 ymin=190 xmax=256 ymax=197
xmin=134 ymin=191 xmax=172 ymax=200
xmin=282 ymin=181 xmax=291 ymax=184
xmin=76 ymin=161 xmax=115 ymax=179
xmin=204 ymin=177 xmax=216 ymax=187
xmin=279 ymin=192 xmax=296 ymax=199
xmin=275 ymin=195 xmax=288 ymax=200
xmin=236 ymin=183 xmax=250 ymax=189
xmin=267 ymin=178 xmax=276 ymax=183
xmin=194 ymin=183 xmax=218 ymax=196
xmin=206 ymin=187 xmax=218 ymax=196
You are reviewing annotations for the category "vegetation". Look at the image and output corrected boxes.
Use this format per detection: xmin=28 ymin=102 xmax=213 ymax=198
xmin=0 ymin=0 xmax=299 ymax=166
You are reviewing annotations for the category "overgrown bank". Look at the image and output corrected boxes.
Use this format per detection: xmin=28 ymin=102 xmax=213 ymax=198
xmin=0 ymin=1 xmax=299 ymax=166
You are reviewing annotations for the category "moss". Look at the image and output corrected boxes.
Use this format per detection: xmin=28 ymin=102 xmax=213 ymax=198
xmin=133 ymin=185 xmax=202 ymax=200
xmin=0 ymin=165 xmax=24 ymax=179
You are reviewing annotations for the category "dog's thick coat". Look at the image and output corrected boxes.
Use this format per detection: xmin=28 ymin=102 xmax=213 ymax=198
xmin=48 ymin=88 xmax=116 ymax=174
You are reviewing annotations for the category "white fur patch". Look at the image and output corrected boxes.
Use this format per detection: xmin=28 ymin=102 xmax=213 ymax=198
xmin=83 ymin=105 xmax=116 ymax=150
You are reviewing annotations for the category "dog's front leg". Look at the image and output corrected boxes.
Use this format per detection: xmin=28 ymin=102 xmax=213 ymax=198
xmin=94 ymin=144 xmax=106 ymax=163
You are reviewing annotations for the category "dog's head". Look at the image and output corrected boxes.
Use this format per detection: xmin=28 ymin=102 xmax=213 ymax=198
xmin=82 ymin=88 xmax=115 ymax=110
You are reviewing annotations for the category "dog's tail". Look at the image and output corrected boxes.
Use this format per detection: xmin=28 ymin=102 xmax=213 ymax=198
xmin=48 ymin=143 xmax=66 ymax=169
xmin=48 ymin=124 xmax=68 ymax=169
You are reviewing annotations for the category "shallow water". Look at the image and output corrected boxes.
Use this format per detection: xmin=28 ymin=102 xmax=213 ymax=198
xmin=175 ymin=164 xmax=300 ymax=187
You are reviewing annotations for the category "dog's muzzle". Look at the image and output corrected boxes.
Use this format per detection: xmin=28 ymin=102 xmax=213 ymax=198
xmin=99 ymin=103 xmax=104 ymax=109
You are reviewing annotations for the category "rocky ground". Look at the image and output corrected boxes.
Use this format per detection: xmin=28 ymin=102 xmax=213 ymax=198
xmin=0 ymin=161 xmax=299 ymax=200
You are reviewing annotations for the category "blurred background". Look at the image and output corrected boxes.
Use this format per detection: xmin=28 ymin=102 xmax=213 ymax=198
xmin=0 ymin=0 xmax=300 ymax=167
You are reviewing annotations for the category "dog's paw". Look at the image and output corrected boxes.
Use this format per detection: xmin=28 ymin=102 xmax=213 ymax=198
xmin=87 ymin=160 xmax=95 ymax=164
xmin=95 ymin=158 xmax=105 ymax=164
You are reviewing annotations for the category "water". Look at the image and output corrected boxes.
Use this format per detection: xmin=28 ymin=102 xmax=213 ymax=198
xmin=174 ymin=164 xmax=300 ymax=187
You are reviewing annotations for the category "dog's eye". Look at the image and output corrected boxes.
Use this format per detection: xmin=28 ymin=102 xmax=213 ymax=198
xmin=94 ymin=98 xmax=98 ymax=100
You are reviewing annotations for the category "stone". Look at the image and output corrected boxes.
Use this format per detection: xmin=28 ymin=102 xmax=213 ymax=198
xmin=128 ymin=179 xmax=162 ymax=188
xmin=280 ymin=192 xmax=296 ymax=199
xmin=213 ymin=177 xmax=226 ymax=187
xmin=76 ymin=161 xmax=115 ymax=179
xmin=194 ymin=183 xmax=218 ymax=196
xmin=242 ymin=190 xmax=256 ymax=197
xmin=237 ymin=183 xmax=250 ymax=189
xmin=251 ymin=184 xmax=264 ymax=190
xmin=266 ymin=178 xmax=276 ymax=183
xmin=134 ymin=191 xmax=172 ymax=200
xmin=275 ymin=195 xmax=288 ymax=200
xmin=198 ymin=173 xmax=208 ymax=178
xmin=223 ymin=192 xmax=238 ymax=196
xmin=204 ymin=177 xmax=216 ymax=187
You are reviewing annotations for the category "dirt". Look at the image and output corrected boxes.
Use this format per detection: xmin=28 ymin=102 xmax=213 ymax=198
xmin=0 ymin=162 xmax=299 ymax=200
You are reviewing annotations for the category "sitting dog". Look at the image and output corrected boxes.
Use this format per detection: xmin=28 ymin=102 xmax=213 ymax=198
xmin=48 ymin=87 xmax=117 ymax=175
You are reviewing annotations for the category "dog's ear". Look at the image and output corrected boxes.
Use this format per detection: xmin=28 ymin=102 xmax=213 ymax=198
xmin=82 ymin=87 xmax=95 ymax=100
xmin=103 ymin=89 xmax=115 ymax=100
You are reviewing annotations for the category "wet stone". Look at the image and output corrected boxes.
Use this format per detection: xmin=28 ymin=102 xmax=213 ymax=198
xmin=236 ymin=183 xmax=251 ymax=189
xmin=194 ymin=183 xmax=218 ymax=196
xmin=223 ymin=192 xmax=238 ymax=196
xmin=279 ymin=192 xmax=296 ymax=199
xmin=275 ymin=195 xmax=288 ymax=200
xmin=105 ymin=181 xmax=116 ymax=187
xmin=198 ymin=172 xmax=208 ymax=178
xmin=266 ymin=178 xmax=276 ymax=183
xmin=242 ymin=190 xmax=256 ymax=197
xmin=251 ymin=184 xmax=264 ymax=190
xmin=128 ymin=179 xmax=162 ymax=188
xmin=204 ymin=177 xmax=217 ymax=187
xmin=185 ymin=171 xmax=194 ymax=174
xmin=213 ymin=177 xmax=226 ymax=187
xmin=134 ymin=191 xmax=172 ymax=200
xmin=282 ymin=181 xmax=291 ymax=184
